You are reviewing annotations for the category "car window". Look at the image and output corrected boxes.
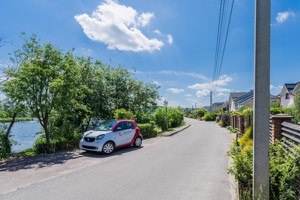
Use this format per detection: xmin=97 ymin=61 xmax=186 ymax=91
xmin=127 ymin=122 xmax=134 ymax=129
xmin=115 ymin=122 xmax=124 ymax=131
xmin=94 ymin=120 xmax=117 ymax=131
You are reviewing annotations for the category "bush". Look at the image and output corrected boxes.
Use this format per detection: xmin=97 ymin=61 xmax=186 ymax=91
xmin=0 ymin=131 xmax=11 ymax=159
xmin=239 ymin=126 xmax=253 ymax=148
xmin=154 ymin=107 xmax=184 ymax=131
xmin=194 ymin=108 xmax=208 ymax=119
xmin=135 ymin=112 xmax=153 ymax=124
xmin=34 ymin=133 xmax=80 ymax=154
xmin=202 ymin=112 xmax=217 ymax=121
xmin=138 ymin=123 xmax=158 ymax=138
xmin=218 ymin=114 xmax=230 ymax=127
xmin=228 ymin=138 xmax=300 ymax=199
xmin=168 ymin=108 xmax=184 ymax=128
xmin=114 ymin=108 xmax=134 ymax=120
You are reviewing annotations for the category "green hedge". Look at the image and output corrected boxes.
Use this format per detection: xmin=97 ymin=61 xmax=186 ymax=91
xmin=138 ymin=123 xmax=158 ymax=139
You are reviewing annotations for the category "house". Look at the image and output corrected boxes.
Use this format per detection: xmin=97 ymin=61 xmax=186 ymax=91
xmin=280 ymin=82 xmax=300 ymax=108
xmin=228 ymin=90 xmax=280 ymax=112
xmin=228 ymin=92 xmax=247 ymax=112
xmin=211 ymin=102 xmax=225 ymax=111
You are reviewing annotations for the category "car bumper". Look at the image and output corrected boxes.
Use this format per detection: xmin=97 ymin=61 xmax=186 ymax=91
xmin=79 ymin=139 xmax=105 ymax=152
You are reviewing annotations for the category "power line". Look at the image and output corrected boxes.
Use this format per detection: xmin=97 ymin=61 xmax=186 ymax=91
xmin=211 ymin=0 xmax=235 ymax=100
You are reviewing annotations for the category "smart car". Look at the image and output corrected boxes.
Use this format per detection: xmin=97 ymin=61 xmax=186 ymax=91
xmin=79 ymin=120 xmax=142 ymax=154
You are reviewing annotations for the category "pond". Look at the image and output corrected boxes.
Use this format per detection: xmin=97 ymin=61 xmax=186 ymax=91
xmin=10 ymin=121 xmax=41 ymax=153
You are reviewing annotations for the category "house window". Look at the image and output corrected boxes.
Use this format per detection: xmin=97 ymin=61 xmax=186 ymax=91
xmin=285 ymin=93 xmax=289 ymax=99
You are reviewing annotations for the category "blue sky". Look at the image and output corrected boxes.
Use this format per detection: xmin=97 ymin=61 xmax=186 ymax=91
xmin=0 ymin=0 xmax=300 ymax=108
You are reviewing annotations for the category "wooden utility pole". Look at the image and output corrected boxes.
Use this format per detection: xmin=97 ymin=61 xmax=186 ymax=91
xmin=253 ymin=0 xmax=270 ymax=199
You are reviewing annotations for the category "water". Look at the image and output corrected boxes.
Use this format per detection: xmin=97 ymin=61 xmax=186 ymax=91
xmin=10 ymin=121 xmax=41 ymax=153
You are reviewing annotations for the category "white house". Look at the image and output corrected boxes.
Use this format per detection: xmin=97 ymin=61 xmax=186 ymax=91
xmin=228 ymin=90 xmax=280 ymax=112
xmin=280 ymin=82 xmax=300 ymax=108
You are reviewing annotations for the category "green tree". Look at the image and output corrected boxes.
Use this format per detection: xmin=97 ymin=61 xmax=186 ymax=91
xmin=194 ymin=108 xmax=208 ymax=119
xmin=2 ymin=35 xmax=63 ymax=146
xmin=114 ymin=108 xmax=134 ymax=120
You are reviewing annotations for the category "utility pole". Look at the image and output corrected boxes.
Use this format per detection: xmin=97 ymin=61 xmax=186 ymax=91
xmin=253 ymin=0 xmax=270 ymax=199
xmin=210 ymin=91 xmax=212 ymax=113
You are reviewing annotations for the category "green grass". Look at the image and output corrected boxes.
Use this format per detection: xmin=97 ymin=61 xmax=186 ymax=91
xmin=0 ymin=117 xmax=34 ymax=123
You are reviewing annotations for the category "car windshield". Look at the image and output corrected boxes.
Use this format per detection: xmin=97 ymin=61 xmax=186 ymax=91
xmin=94 ymin=120 xmax=117 ymax=131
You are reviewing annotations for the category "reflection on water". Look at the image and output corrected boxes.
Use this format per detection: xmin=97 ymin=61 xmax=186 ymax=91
xmin=10 ymin=121 xmax=41 ymax=153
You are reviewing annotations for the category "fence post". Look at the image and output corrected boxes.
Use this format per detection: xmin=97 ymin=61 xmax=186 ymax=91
xmin=270 ymin=114 xmax=293 ymax=144
xmin=239 ymin=115 xmax=244 ymax=134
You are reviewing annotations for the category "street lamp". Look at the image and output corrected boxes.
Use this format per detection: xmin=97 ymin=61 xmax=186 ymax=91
xmin=164 ymin=100 xmax=168 ymax=130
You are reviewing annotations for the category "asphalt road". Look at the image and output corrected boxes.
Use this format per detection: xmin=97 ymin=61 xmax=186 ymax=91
xmin=0 ymin=118 xmax=233 ymax=200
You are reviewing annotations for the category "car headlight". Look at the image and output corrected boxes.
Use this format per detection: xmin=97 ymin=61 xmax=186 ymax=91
xmin=96 ymin=134 xmax=105 ymax=140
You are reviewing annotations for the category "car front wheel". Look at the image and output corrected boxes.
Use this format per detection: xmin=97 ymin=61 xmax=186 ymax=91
xmin=102 ymin=142 xmax=115 ymax=154
xmin=133 ymin=137 xmax=142 ymax=147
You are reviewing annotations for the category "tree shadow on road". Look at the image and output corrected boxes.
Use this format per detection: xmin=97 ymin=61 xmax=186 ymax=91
xmin=0 ymin=151 xmax=83 ymax=172
xmin=0 ymin=146 xmax=143 ymax=172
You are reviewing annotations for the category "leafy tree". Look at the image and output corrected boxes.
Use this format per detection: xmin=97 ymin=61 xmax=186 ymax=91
xmin=194 ymin=108 xmax=208 ymax=119
xmin=114 ymin=108 xmax=134 ymax=120
xmin=2 ymin=35 xmax=63 ymax=146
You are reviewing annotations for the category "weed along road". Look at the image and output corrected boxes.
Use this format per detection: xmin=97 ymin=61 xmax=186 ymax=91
xmin=0 ymin=118 xmax=233 ymax=200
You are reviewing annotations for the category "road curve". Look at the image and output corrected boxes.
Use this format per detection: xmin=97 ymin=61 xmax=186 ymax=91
xmin=0 ymin=118 xmax=233 ymax=200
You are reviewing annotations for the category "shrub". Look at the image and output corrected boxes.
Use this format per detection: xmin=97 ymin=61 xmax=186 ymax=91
xmin=194 ymin=108 xmax=208 ymax=119
xmin=34 ymin=133 xmax=80 ymax=154
xmin=135 ymin=112 xmax=153 ymax=124
xmin=154 ymin=107 xmax=184 ymax=131
xmin=138 ymin=123 xmax=158 ymax=138
xmin=202 ymin=112 xmax=217 ymax=121
xmin=218 ymin=114 xmax=230 ymax=127
xmin=154 ymin=107 xmax=168 ymax=131
xmin=239 ymin=126 xmax=253 ymax=148
xmin=168 ymin=108 xmax=184 ymax=128
xmin=114 ymin=108 xmax=134 ymax=120
xmin=0 ymin=131 xmax=11 ymax=159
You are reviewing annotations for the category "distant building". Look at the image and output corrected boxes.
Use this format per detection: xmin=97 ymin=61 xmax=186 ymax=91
xmin=280 ymin=82 xmax=300 ymax=108
xmin=228 ymin=92 xmax=247 ymax=112
xmin=228 ymin=90 xmax=280 ymax=111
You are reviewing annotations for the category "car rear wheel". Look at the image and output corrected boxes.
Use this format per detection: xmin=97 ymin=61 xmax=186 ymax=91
xmin=133 ymin=137 xmax=142 ymax=147
xmin=102 ymin=142 xmax=115 ymax=154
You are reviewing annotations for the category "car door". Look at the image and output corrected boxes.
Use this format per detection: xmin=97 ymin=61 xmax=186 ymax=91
xmin=124 ymin=122 xmax=136 ymax=143
xmin=114 ymin=122 xmax=126 ymax=146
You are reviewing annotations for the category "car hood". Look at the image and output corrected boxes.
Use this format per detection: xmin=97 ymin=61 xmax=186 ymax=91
xmin=83 ymin=130 xmax=111 ymax=137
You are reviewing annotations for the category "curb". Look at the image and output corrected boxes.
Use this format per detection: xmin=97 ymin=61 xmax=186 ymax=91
xmin=160 ymin=124 xmax=191 ymax=137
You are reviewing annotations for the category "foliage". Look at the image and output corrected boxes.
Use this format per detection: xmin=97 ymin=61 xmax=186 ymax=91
xmin=202 ymin=112 xmax=217 ymax=121
xmin=194 ymin=108 xmax=208 ymax=119
xmin=154 ymin=107 xmax=184 ymax=131
xmin=138 ymin=123 xmax=158 ymax=138
xmin=217 ymin=113 xmax=230 ymax=127
xmin=114 ymin=108 xmax=134 ymax=120
xmin=284 ymin=91 xmax=300 ymax=124
xmin=228 ymin=143 xmax=253 ymax=199
xmin=168 ymin=107 xmax=184 ymax=128
xmin=0 ymin=127 xmax=11 ymax=159
xmin=270 ymin=107 xmax=286 ymax=115
xmin=228 ymin=137 xmax=300 ymax=199
xmin=135 ymin=112 xmax=153 ymax=124
xmin=1 ymin=34 xmax=160 ymax=154
xmin=238 ymin=126 xmax=253 ymax=149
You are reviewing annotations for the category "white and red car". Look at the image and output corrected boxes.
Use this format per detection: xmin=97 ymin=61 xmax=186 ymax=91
xmin=79 ymin=120 xmax=142 ymax=154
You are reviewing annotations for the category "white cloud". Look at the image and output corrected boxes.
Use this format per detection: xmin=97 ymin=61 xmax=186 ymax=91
xmin=167 ymin=34 xmax=173 ymax=44
xmin=75 ymin=0 xmax=164 ymax=52
xmin=188 ymin=74 xmax=233 ymax=98
xmin=196 ymin=89 xmax=210 ymax=98
xmin=184 ymin=94 xmax=192 ymax=97
xmin=275 ymin=11 xmax=295 ymax=25
xmin=167 ymin=88 xmax=184 ymax=94
xmin=153 ymin=29 xmax=162 ymax=35
xmin=137 ymin=13 xmax=154 ymax=27
xmin=158 ymin=70 xmax=209 ymax=81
